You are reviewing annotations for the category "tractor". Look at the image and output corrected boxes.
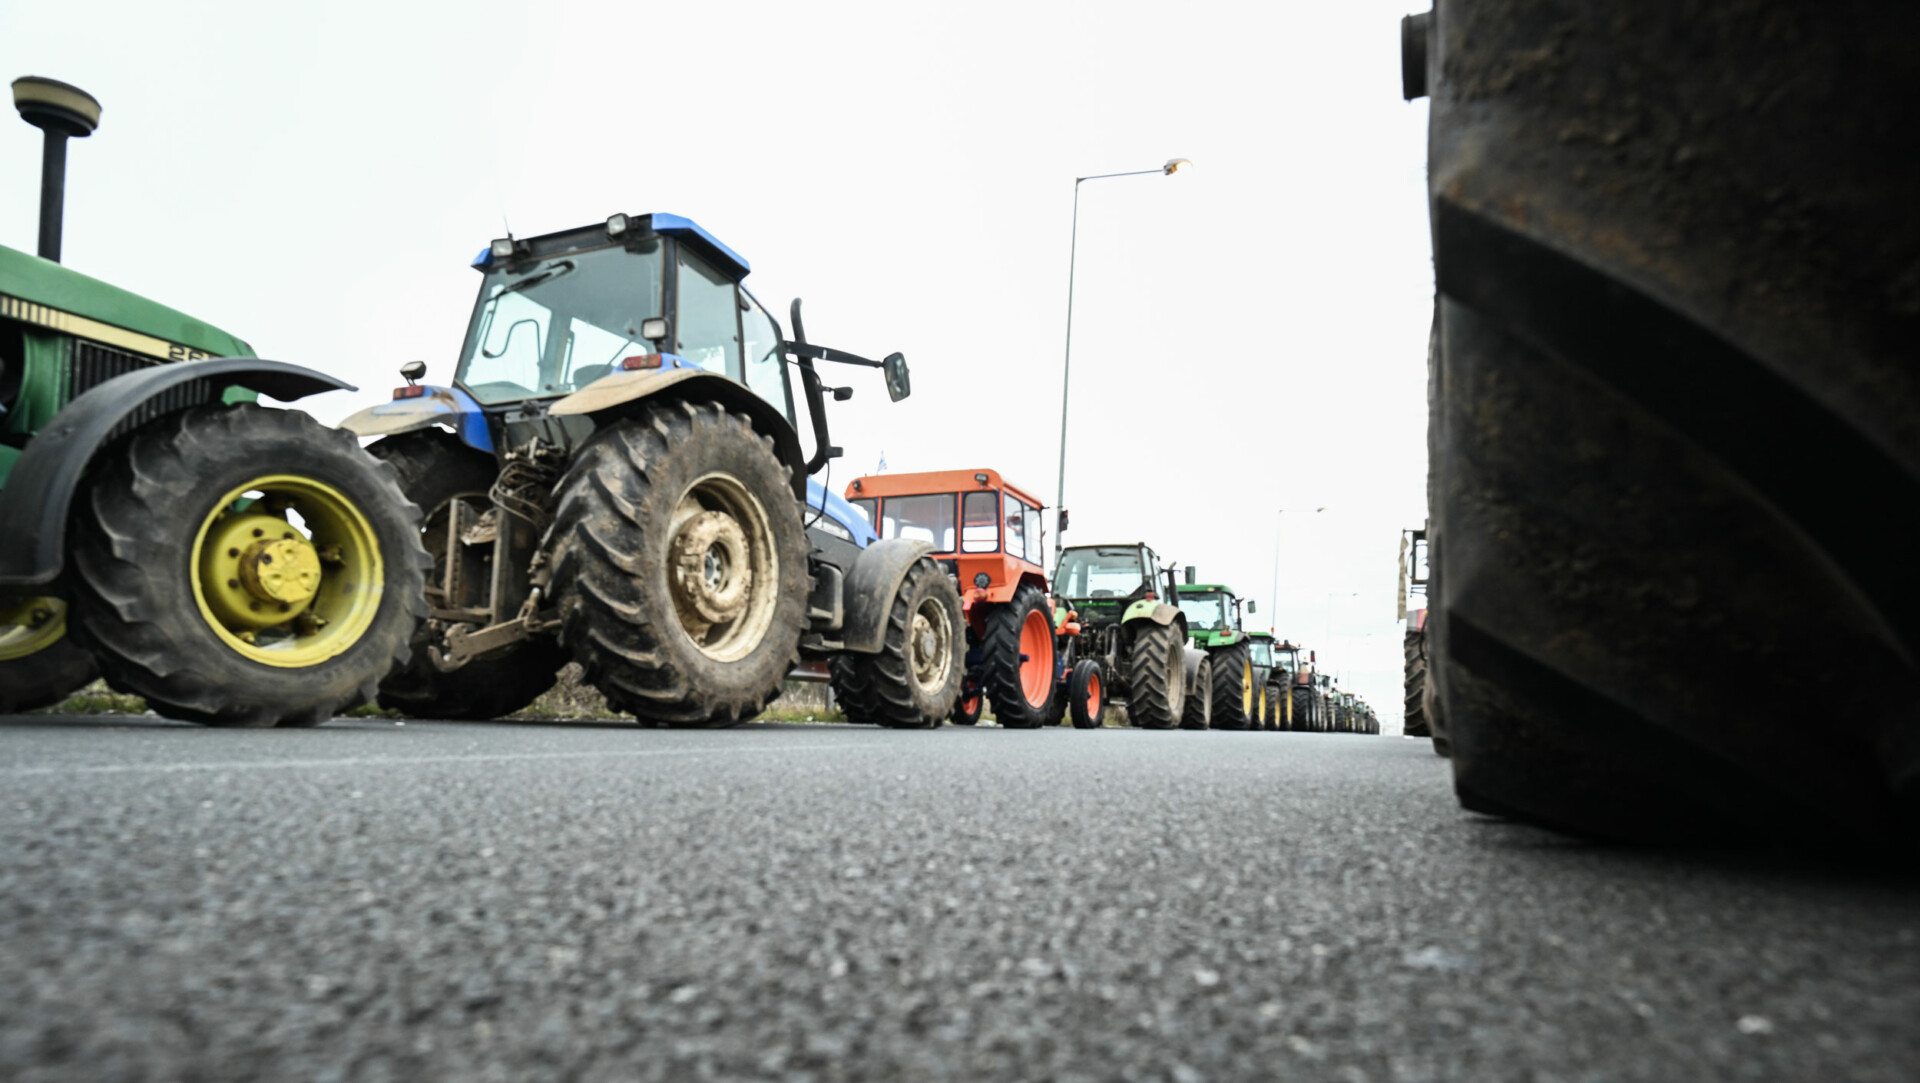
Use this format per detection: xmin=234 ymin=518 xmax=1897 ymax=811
xmin=1246 ymin=631 xmax=1288 ymax=731
xmin=1050 ymin=542 xmax=1204 ymax=730
xmin=1173 ymin=571 xmax=1262 ymax=730
xmin=338 ymin=212 xmax=962 ymax=728
xmin=843 ymin=468 xmax=1093 ymax=727
xmin=0 ymin=75 xmax=429 ymax=724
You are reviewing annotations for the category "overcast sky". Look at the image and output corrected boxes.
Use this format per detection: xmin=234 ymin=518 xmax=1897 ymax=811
xmin=3 ymin=0 xmax=1436 ymax=729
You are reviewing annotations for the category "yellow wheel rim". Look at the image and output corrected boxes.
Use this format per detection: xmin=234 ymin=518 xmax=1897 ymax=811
xmin=0 ymin=595 xmax=70 ymax=662
xmin=190 ymin=474 xmax=385 ymax=668
xmin=1240 ymin=659 xmax=1253 ymax=714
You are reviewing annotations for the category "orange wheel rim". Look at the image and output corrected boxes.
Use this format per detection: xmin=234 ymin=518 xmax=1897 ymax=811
xmin=1086 ymin=672 xmax=1102 ymax=717
xmin=1019 ymin=609 xmax=1054 ymax=707
xmin=962 ymin=693 xmax=980 ymax=713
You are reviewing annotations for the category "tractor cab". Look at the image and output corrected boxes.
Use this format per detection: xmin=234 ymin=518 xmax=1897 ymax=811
xmin=1053 ymin=543 xmax=1167 ymax=630
xmin=843 ymin=468 xmax=1048 ymax=611
xmin=1175 ymin=588 xmax=1236 ymax=636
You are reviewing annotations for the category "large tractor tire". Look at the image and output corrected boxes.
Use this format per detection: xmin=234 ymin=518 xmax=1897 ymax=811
xmin=63 ymin=404 xmax=428 ymax=726
xmin=829 ymin=558 xmax=962 ymax=728
xmin=1210 ymin=642 xmax=1254 ymax=730
xmin=0 ymin=598 xmax=99 ymax=714
xmin=1068 ymin=659 xmax=1105 ymax=729
xmin=367 ymin=430 xmax=568 ymax=720
xmin=546 ymin=402 xmax=806 ymax=726
xmin=1264 ymin=683 xmax=1285 ymax=732
xmin=949 ymin=686 xmax=983 ymax=725
xmin=1126 ymin=621 xmax=1186 ymax=730
xmin=979 ymin=585 xmax=1056 ymax=729
xmin=1290 ymin=686 xmax=1313 ymax=732
xmin=1402 ymin=627 xmax=1430 ymax=738
xmin=1180 ymin=656 xmax=1212 ymax=731
xmin=1420 ymin=1 xmax=1920 ymax=848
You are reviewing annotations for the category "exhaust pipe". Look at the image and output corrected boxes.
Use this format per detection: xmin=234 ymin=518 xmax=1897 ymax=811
xmin=11 ymin=76 xmax=101 ymax=264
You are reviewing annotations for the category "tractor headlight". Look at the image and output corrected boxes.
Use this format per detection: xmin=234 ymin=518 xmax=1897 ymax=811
xmin=607 ymin=213 xmax=630 ymax=238
xmin=490 ymin=238 xmax=516 ymax=260
xmin=974 ymin=573 xmax=991 ymax=589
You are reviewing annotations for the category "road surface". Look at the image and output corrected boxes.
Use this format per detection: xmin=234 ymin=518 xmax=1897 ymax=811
xmin=2 ymin=715 xmax=1915 ymax=1081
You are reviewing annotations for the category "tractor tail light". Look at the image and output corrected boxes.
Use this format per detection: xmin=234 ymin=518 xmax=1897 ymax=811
xmin=622 ymin=354 xmax=664 ymax=371
xmin=1145 ymin=591 xmax=1157 ymax=602
xmin=392 ymin=385 xmax=426 ymax=399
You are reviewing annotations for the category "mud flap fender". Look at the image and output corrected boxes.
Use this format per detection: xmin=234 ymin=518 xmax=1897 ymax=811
xmin=839 ymin=539 xmax=936 ymax=654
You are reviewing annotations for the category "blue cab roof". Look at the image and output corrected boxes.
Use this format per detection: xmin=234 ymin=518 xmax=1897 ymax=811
xmin=471 ymin=213 xmax=750 ymax=278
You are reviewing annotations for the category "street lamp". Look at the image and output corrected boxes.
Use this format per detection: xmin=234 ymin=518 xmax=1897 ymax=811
xmin=1053 ymin=157 xmax=1190 ymax=566
xmin=1269 ymin=507 xmax=1326 ymax=631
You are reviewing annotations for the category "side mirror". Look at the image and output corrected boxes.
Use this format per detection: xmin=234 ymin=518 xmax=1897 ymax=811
xmin=1247 ymin=600 xmax=1257 ymax=613
xmin=882 ymin=352 xmax=911 ymax=401
xmin=400 ymin=361 xmax=427 ymax=385
xmin=832 ymin=386 xmax=854 ymax=402
xmin=640 ymin=317 xmax=668 ymax=344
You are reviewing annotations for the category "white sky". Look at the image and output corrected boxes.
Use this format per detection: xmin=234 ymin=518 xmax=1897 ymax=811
xmin=2 ymin=0 xmax=1436 ymax=729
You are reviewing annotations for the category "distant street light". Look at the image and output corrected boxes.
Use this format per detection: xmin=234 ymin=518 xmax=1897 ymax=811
xmin=1052 ymin=157 xmax=1190 ymax=567
xmin=1269 ymin=507 xmax=1326 ymax=631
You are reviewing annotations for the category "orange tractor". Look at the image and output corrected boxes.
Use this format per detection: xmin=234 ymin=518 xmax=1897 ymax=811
xmin=846 ymin=469 xmax=1093 ymax=728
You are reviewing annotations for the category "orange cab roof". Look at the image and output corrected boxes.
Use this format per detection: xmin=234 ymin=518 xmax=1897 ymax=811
xmin=845 ymin=469 xmax=1046 ymax=510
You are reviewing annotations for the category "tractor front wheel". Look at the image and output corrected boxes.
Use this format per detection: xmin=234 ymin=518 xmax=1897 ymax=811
xmin=1181 ymin=656 xmax=1213 ymax=731
xmin=64 ymin=404 xmax=428 ymax=726
xmin=1210 ymin=643 xmax=1253 ymax=730
xmin=547 ymin=403 xmax=807 ymax=726
xmin=832 ymin=558 xmax=962 ymax=728
xmin=1068 ymin=659 xmax=1105 ymax=729
xmin=0 ymin=598 xmax=99 ymax=713
xmin=979 ymin=585 xmax=1055 ymax=729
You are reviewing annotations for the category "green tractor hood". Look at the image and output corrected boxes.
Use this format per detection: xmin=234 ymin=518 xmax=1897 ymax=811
xmin=0 ymin=243 xmax=253 ymax=361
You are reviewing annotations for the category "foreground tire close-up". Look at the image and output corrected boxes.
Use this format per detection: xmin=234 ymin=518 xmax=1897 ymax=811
xmin=0 ymin=598 xmax=99 ymax=713
xmin=547 ymin=403 xmax=806 ymax=726
xmin=1420 ymin=1 xmax=1920 ymax=849
xmin=1068 ymin=658 xmax=1105 ymax=729
xmin=831 ymin=558 xmax=962 ymax=728
xmin=978 ymin=585 xmax=1055 ymax=729
xmin=1209 ymin=642 xmax=1253 ymax=730
xmin=1126 ymin=621 xmax=1185 ymax=730
xmin=1180 ymin=656 xmax=1213 ymax=731
xmin=368 ymin=430 xmax=568 ymax=719
xmin=63 ymin=404 xmax=428 ymax=726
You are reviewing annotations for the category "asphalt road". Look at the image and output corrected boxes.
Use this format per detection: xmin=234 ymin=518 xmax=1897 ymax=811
xmin=2 ymin=716 xmax=1916 ymax=1082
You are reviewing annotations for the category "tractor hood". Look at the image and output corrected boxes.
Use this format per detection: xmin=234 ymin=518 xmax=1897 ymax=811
xmin=0 ymin=243 xmax=253 ymax=360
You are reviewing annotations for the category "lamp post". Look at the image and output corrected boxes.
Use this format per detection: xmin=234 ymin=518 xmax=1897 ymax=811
xmin=12 ymin=76 xmax=102 ymax=263
xmin=1270 ymin=506 xmax=1326 ymax=632
xmin=1053 ymin=157 xmax=1190 ymax=567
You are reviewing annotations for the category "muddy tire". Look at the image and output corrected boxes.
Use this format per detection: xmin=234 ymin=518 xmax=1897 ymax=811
xmin=63 ymin=404 xmax=428 ymax=726
xmin=832 ymin=558 xmax=962 ymax=728
xmin=0 ymin=599 xmax=98 ymax=714
xmin=367 ymin=431 xmax=568 ymax=719
xmin=1424 ymin=1 xmax=1920 ymax=847
xmin=828 ymin=654 xmax=879 ymax=724
xmin=546 ymin=403 xmax=806 ymax=726
xmin=1209 ymin=642 xmax=1253 ymax=730
xmin=1180 ymin=656 xmax=1212 ymax=731
xmin=979 ymin=585 xmax=1055 ymax=729
xmin=1068 ymin=658 xmax=1105 ymax=729
xmin=1126 ymin=621 xmax=1185 ymax=730
xmin=1402 ymin=626 xmax=1430 ymax=739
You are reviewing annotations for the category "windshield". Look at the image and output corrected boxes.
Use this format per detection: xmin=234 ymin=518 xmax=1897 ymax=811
xmin=880 ymin=493 xmax=956 ymax=550
xmin=1055 ymin=546 xmax=1145 ymax=599
xmin=456 ymin=242 xmax=665 ymax=405
xmin=1251 ymin=641 xmax=1273 ymax=666
xmin=1177 ymin=591 xmax=1231 ymax=632
xmin=1276 ymin=649 xmax=1299 ymax=672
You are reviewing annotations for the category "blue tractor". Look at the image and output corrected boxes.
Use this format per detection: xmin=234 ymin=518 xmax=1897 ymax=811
xmin=340 ymin=213 xmax=962 ymax=727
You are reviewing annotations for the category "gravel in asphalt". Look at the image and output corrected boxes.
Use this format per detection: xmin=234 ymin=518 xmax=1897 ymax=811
xmin=1 ymin=716 xmax=1916 ymax=1082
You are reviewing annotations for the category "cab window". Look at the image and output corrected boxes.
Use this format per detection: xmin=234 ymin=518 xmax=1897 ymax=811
xmin=881 ymin=494 xmax=956 ymax=551
xmin=675 ymin=249 xmax=743 ymax=377
xmin=962 ymin=491 xmax=999 ymax=553
xmin=849 ymin=497 xmax=876 ymax=525
xmin=739 ymin=290 xmax=793 ymax=424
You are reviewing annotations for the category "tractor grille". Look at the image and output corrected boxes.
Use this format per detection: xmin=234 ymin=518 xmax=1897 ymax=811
xmin=69 ymin=340 xmax=158 ymax=401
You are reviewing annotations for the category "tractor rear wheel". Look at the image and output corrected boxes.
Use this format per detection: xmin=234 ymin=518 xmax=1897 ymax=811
xmin=1181 ymin=656 xmax=1212 ymax=730
xmin=546 ymin=403 xmax=806 ymax=726
xmin=1290 ymin=686 xmax=1311 ymax=732
xmin=1127 ymin=621 xmax=1185 ymax=729
xmin=1068 ymin=659 xmax=1105 ymax=729
xmin=830 ymin=557 xmax=962 ymax=728
xmin=64 ymin=404 xmax=428 ymax=726
xmin=367 ymin=431 xmax=568 ymax=719
xmin=979 ymin=585 xmax=1055 ymax=729
xmin=1210 ymin=643 xmax=1253 ymax=730
xmin=0 ymin=598 xmax=98 ymax=714
xmin=1263 ymin=683 xmax=1284 ymax=731
xmin=828 ymin=654 xmax=879 ymax=724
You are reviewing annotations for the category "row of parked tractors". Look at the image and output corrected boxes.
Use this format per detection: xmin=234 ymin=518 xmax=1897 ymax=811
xmin=0 ymin=75 xmax=1377 ymax=735
xmin=839 ymin=472 xmax=1377 ymax=732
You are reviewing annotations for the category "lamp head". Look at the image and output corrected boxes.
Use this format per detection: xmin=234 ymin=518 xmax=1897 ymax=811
xmin=1162 ymin=158 xmax=1191 ymax=175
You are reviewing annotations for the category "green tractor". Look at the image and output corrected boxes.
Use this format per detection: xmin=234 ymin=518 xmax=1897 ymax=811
xmin=1173 ymin=570 xmax=1263 ymax=730
xmin=1246 ymin=631 xmax=1288 ymax=731
xmin=1050 ymin=542 xmax=1202 ymax=729
xmin=0 ymin=76 xmax=428 ymax=723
